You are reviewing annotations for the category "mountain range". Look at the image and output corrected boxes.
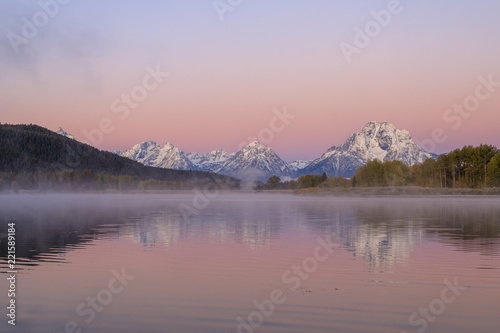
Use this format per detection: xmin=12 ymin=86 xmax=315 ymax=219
xmin=0 ymin=124 xmax=238 ymax=186
xmin=111 ymin=122 xmax=438 ymax=182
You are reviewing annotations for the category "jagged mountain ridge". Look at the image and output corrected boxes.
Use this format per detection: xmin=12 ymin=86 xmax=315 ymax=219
xmin=301 ymin=122 xmax=438 ymax=177
xmin=186 ymin=150 xmax=234 ymax=172
xmin=115 ymin=141 xmax=199 ymax=171
xmin=216 ymin=141 xmax=295 ymax=181
xmin=115 ymin=122 xmax=438 ymax=180
xmin=116 ymin=141 xmax=292 ymax=181
xmin=55 ymin=127 xmax=75 ymax=140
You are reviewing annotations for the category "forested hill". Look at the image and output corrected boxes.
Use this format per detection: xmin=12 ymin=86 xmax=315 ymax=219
xmin=0 ymin=123 xmax=239 ymax=185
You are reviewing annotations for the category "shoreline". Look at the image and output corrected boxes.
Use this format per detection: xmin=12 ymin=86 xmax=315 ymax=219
xmin=1 ymin=186 xmax=500 ymax=196
xmin=291 ymin=186 xmax=500 ymax=197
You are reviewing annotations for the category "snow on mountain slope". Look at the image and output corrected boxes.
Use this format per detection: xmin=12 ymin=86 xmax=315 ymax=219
xmin=289 ymin=160 xmax=312 ymax=171
xmin=217 ymin=141 xmax=295 ymax=182
xmin=117 ymin=141 xmax=290 ymax=181
xmin=117 ymin=141 xmax=199 ymax=171
xmin=55 ymin=127 xmax=75 ymax=140
xmin=301 ymin=122 xmax=438 ymax=178
xmin=187 ymin=150 xmax=234 ymax=172
xmin=114 ymin=121 xmax=438 ymax=180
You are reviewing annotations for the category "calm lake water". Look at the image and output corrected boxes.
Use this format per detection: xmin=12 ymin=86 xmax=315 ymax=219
xmin=1 ymin=193 xmax=499 ymax=333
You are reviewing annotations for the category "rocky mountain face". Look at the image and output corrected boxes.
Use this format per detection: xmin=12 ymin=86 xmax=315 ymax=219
xmin=116 ymin=141 xmax=293 ymax=181
xmin=115 ymin=141 xmax=199 ymax=170
xmin=216 ymin=141 xmax=295 ymax=181
xmin=55 ymin=127 xmax=75 ymax=140
xmin=114 ymin=122 xmax=438 ymax=180
xmin=289 ymin=160 xmax=312 ymax=171
xmin=186 ymin=150 xmax=234 ymax=173
xmin=300 ymin=122 xmax=438 ymax=177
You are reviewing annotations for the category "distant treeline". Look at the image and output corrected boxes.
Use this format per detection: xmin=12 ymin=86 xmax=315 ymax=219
xmin=258 ymin=144 xmax=500 ymax=190
xmin=0 ymin=170 xmax=236 ymax=192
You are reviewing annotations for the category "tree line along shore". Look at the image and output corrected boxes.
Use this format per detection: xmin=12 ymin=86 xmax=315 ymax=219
xmin=2 ymin=144 xmax=499 ymax=193
xmin=258 ymin=144 xmax=500 ymax=193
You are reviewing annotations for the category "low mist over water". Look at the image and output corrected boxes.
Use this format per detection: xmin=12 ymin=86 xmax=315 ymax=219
xmin=1 ymin=193 xmax=499 ymax=333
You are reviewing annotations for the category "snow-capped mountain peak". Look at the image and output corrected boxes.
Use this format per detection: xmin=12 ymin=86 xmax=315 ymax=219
xmin=55 ymin=127 xmax=75 ymax=140
xmin=117 ymin=141 xmax=198 ymax=170
xmin=217 ymin=142 xmax=294 ymax=181
xmin=302 ymin=121 xmax=438 ymax=177
xmin=245 ymin=141 xmax=262 ymax=148
xmin=163 ymin=142 xmax=176 ymax=150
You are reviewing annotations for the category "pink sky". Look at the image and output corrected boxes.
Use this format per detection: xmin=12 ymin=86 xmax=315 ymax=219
xmin=1 ymin=1 xmax=499 ymax=161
